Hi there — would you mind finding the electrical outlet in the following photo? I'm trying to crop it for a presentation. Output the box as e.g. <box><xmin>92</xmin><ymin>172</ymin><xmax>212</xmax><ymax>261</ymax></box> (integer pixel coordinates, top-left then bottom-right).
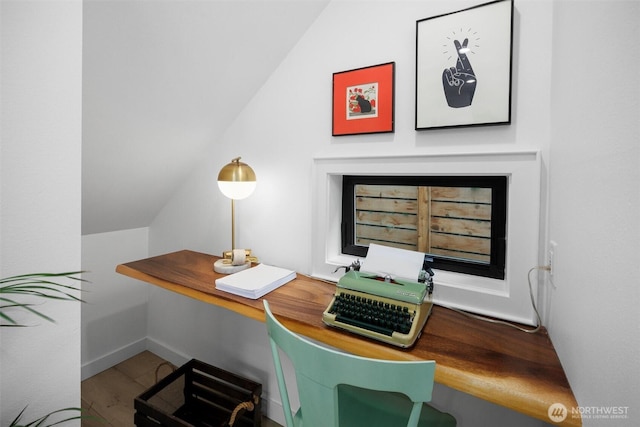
<box><xmin>549</xmin><ymin>241</ymin><xmax>558</xmax><ymax>287</ymax></box>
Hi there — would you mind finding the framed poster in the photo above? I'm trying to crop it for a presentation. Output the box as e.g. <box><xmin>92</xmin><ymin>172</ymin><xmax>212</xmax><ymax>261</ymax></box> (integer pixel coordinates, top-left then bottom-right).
<box><xmin>415</xmin><ymin>0</ymin><xmax>513</xmax><ymax>130</ymax></box>
<box><xmin>332</xmin><ymin>62</ymin><xmax>395</xmax><ymax>136</ymax></box>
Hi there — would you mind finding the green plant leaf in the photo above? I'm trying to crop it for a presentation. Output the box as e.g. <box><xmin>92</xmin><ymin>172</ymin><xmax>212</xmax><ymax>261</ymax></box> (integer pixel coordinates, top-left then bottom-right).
<box><xmin>1</xmin><ymin>296</ymin><xmax>57</xmax><ymax>324</ymax></box>
<box><xmin>0</xmin><ymin>272</ymin><xmax>85</xmax><ymax>327</ymax></box>
<box><xmin>9</xmin><ymin>406</ymin><xmax>97</xmax><ymax>427</ymax></box>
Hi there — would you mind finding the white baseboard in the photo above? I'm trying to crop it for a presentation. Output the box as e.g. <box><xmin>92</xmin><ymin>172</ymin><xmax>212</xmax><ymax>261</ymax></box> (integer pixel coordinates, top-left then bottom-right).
<box><xmin>81</xmin><ymin>338</ymin><xmax>147</xmax><ymax>380</ymax></box>
<box><xmin>263</xmin><ymin>397</ymin><xmax>286</xmax><ymax>426</ymax></box>
<box><xmin>81</xmin><ymin>337</ymin><xmax>191</xmax><ymax>381</ymax></box>
<box><xmin>144</xmin><ymin>336</ymin><xmax>191</xmax><ymax>367</ymax></box>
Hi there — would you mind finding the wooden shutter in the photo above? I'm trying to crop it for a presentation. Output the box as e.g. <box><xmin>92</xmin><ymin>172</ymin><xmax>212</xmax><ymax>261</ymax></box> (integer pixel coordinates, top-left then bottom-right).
<box><xmin>355</xmin><ymin>185</ymin><xmax>492</xmax><ymax>263</ymax></box>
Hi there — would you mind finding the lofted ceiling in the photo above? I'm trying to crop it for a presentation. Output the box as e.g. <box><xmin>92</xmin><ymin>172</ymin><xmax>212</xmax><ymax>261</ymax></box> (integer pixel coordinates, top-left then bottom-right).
<box><xmin>82</xmin><ymin>0</ymin><xmax>329</xmax><ymax>235</ymax></box>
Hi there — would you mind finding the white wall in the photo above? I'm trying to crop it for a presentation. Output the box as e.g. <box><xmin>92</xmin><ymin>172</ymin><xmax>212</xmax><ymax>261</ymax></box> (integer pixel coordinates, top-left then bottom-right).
<box><xmin>147</xmin><ymin>1</ymin><xmax>556</xmax><ymax>426</ymax></box>
<box><xmin>81</xmin><ymin>228</ymin><xmax>149</xmax><ymax>379</ymax></box>
<box><xmin>0</xmin><ymin>0</ymin><xmax>83</xmax><ymax>423</ymax></box>
<box><xmin>77</xmin><ymin>1</ymin><xmax>639</xmax><ymax>426</ymax></box>
<box><xmin>546</xmin><ymin>1</ymin><xmax>639</xmax><ymax>426</ymax></box>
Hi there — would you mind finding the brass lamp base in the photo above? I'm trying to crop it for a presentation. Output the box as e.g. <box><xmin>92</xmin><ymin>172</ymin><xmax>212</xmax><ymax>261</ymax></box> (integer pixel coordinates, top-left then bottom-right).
<box><xmin>213</xmin><ymin>248</ymin><xmax>258</xmax><ymax>274</ymax></box>
<box><xmin>213</xmin><ymin>258</ymin><xmax>251</xmax><ymax>274</ymax></box>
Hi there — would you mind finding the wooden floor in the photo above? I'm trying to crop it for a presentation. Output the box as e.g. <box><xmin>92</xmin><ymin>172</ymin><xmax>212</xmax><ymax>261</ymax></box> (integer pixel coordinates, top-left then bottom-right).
<box><xmin>81</xmin><ymin>351</ymin><xmax>281</xmax><ymax>426</ymax></box>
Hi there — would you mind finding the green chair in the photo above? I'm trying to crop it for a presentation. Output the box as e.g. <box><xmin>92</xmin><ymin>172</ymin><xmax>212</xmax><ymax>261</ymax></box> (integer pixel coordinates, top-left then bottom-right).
<box><xmin>263</xmin><ymin>300</ymin><xmax>456</xmax><ymax>427</ymax></box>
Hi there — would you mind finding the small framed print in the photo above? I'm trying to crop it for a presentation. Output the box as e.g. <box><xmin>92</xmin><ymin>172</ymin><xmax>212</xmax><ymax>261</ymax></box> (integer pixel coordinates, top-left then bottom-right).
<box><xmin>416</xmin><ymin>0</ymin><xmax>514</xmax><ymax>130</ymax></box>
<box><xmin>332</xmin><ymin>62</ymin><xmax>395</xmax><ymax>136</ymax></box>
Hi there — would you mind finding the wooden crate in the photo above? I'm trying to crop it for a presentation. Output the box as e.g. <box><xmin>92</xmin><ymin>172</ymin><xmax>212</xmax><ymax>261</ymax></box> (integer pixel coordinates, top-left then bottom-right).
<box><xmin>135</xmin><ymin>359</ymin><xmax>262</xmax><ymax>427</ymax></box>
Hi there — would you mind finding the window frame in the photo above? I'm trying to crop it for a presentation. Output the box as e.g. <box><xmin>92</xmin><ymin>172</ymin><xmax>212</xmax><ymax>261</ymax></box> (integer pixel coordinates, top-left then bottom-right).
<box><xmin>341</xmin><ymin>175</ymin><xmax>507</xmax><ymax>279</ymax></box>
<box><xmin>311</xmin><ymin>151</ymin><xmax>542</xmax><ymax>325</ymax></box>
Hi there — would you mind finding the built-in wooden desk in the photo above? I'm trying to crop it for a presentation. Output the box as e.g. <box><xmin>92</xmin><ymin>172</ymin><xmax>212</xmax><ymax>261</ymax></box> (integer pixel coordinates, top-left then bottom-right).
<box><xmin>117</xmin><ymin>250</ymin><xmax>580</xmax><ymax>427</ymax></box>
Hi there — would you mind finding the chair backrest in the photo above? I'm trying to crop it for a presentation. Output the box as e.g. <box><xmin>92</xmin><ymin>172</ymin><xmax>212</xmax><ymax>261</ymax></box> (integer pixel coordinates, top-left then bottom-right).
<box><xmin>263</xmin><ymin>300</ymin><xmax>437</xmax><ymax>427</ymax></box>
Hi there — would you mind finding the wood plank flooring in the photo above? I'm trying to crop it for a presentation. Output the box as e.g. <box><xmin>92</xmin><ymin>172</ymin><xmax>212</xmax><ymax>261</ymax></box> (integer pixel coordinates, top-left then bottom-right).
<box><xmin>81</xmin><ymin>351</ymin><xmax>281</xmax><ymax>427</ymax></box>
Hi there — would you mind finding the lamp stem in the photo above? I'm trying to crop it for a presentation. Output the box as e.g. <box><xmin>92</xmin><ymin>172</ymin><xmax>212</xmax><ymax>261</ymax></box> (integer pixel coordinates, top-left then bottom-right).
<box><xmin>231</xmin><ymin>198</ymin><xmax>236</xmax><ymax>251</ymax></box>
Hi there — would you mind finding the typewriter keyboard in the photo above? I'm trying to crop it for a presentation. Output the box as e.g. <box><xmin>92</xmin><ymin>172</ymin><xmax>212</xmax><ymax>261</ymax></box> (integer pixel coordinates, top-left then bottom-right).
<box><xmin>322</xmin><ymin>288</ymin><xmax>432</xmax><ymax>348</ymax></box>
<box><xmin>329</xmin><ymin>292</ymin><xmax>413</xmax><ymax>335</ymax></box>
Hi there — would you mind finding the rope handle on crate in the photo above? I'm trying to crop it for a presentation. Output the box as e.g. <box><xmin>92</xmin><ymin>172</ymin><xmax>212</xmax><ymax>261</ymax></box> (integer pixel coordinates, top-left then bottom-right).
<box><xmin>154</xmin><ymin>361</ymin><xmax>176</xmax><ymax>383</ymax></box>
<box><xmin>228</xmin><ymin>394</ymin><xmax>260</xmax><ymax>427</ymax></box>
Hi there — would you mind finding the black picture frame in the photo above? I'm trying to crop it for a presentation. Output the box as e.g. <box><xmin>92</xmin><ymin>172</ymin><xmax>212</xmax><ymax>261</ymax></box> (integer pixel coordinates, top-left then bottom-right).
<box><xmin>415</xmin><ymin>0</ymin><xmax>514</xmax><ymax>130</ymax></box>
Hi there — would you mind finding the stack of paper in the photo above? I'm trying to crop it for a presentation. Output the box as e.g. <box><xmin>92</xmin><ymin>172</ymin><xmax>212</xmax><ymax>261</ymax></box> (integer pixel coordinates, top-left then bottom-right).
<box><xmin>215</xmin><ymin>263</ymin><xmax>296</xmax><ymax>299</ymax></box>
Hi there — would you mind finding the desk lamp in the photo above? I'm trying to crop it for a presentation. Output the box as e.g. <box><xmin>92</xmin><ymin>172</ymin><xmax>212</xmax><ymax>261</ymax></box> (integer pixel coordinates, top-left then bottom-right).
<box><xmin>214</xmin><ymin>157</ymin><xmax>258</xmax><ymax>274</ymax></box>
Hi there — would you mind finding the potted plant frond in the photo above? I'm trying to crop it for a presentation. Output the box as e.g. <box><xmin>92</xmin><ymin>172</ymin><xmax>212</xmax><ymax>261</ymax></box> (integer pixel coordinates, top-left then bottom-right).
<box><xmin>1</xmin><ymin>272</ymin><xmax>95</xmax><ymax>426</ymax></box>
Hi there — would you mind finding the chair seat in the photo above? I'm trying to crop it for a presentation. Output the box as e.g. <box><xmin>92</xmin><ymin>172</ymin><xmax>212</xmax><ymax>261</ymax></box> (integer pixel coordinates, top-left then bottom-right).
<box><xmin>289</xmin><ymin>384</ymin><xmax>456</xmax><ymax>427</ymax></box>
<box><xmin>338</xmin><ymin>385</ymin><xmax>456</xmax><ymax>427</ymax></box>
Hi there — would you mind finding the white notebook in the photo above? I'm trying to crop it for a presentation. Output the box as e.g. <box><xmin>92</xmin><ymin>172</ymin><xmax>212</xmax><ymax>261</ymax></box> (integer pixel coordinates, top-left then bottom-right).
<box><xmin>215</xmin><ymin>263</ymin><xmax>296</xmax><ymax>299</ymax></box>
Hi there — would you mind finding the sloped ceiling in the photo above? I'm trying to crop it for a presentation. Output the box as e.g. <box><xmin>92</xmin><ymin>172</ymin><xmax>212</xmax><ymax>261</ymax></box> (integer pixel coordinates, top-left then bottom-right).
<box><xmin>82</xmin><ymin>0</ymin><xmax>328</xmax><ymax>235</ymax></box>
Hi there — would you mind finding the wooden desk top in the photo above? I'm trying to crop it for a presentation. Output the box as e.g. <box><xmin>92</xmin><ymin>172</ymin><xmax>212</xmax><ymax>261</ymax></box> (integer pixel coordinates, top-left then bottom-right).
<box><xmin>117</xmin><ymin>250</ymin><xmax>580</xmax><ymax>427</ymax></box>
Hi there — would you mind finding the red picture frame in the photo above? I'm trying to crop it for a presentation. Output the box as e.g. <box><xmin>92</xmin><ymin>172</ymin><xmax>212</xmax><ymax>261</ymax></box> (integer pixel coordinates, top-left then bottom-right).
<box><xmin>332</xmin><ymin>62</ymin><xmax>395</xmax><ymax>136</ymax></box>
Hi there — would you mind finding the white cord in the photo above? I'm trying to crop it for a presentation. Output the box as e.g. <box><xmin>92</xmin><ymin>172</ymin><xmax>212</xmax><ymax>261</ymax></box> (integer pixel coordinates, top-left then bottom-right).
<box><xmin>437</xmin><ymin>266</ymin><xmax>549</xmax><ymax>334</ymax></box>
